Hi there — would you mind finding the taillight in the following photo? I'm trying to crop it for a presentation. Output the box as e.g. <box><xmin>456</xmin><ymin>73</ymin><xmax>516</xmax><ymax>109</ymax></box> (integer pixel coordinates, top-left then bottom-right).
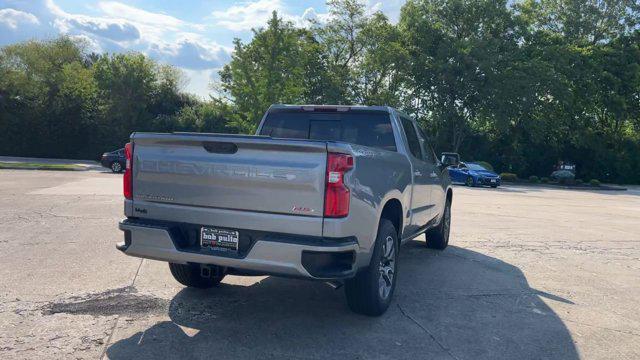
<box><xmin>123</xmin><ymin>142</ymin><xmax>133</xmax><ymax>199</ymax></box>
<box><xmin>324</xmin><ymin>153</ymin><xmax>354</xmax><ymax>218</ymax></box>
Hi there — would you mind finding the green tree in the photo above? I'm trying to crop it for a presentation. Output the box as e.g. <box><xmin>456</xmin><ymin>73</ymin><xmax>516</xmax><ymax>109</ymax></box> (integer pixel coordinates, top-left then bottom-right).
<box><xmin>354</xmin><ymin>12</ymin><xmax>407</xmax><ymax>106</ymax></box>
<box><xmin>399</xmin><ymin>0</ymin><xmax>522</xmax><ymax>152</ymax></box>
<box><xmin>219</xmin><ymin>12</ymin><xmax>314</xmax><ymax>132</ymax></box>
<box><xmin>0</xmin><ymin>37</ymin><xmax>202</xmax><ymax>159</ymax></box>
<box><xmin>0</xmin><ymin>37</ymin><xmax>92</xmax><ymax>157</ymax></box>
<box><xmin>517</xmin><ymin>0</ymin><xmax>640</xmax><ymax>44</ymax></box>
<box><xmin>92</xmin><ymin>53</ymin><xmax>157</xmax><ymax>145</ymax></box>
<box><xmin>312</xmin><ymin>0</ymin><xmax>368</xmax><ymax>103</ymax></box>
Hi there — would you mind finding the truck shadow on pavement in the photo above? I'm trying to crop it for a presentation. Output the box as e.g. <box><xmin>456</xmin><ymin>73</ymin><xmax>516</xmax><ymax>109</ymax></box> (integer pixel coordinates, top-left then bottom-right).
<box><xmin>107</xmin><ymin>242</ymin><xmax>579</xmax><ymax>360</ymax></box>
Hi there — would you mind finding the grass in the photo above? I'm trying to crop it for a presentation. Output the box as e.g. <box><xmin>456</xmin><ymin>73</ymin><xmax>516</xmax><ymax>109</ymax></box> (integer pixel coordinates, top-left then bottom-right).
<box><xmin>0</xmin><ymin>162</ymin><xmax>83</xmax><ymax>171</ymax></box>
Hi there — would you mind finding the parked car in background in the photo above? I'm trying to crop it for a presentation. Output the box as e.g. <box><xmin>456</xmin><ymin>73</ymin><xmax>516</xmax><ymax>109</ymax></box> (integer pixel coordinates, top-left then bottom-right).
<box><xmin>550</xmin><ymin>161</ymin><xmax>576</xmax><ymax>182</ymax></box>
<box><xmin>448</xmin><ymin>162</ymin><xmax>501</xmax><ymax>187</ymax></box>
<box><xmin>100</xmin><ymin>148</ymin><xmax>126</xmax><ymax>173</ymax></box>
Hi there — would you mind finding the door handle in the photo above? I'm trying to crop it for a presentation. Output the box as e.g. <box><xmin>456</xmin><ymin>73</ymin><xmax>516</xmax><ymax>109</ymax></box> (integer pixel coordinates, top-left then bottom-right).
<box><xmin>429</xmin><ymin>171</ymin><xmax>438</xmax><ymax>178</ymax></box>
<box><xmin>414</xmin><ymin>170</ymin><xmax>422</xmax><ymax>176</ymax></box>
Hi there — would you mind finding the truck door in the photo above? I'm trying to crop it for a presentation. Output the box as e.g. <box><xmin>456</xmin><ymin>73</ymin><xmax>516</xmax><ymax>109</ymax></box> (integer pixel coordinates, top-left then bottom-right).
<box><xmin>399</xmin><ymin>116</ymin><xmax>434</xmax><ymax>229</ymax></box>
<box><xmin>416</xmin><ymin>126</ymin><xmax>445</xmax><ymax>221</ymax></box>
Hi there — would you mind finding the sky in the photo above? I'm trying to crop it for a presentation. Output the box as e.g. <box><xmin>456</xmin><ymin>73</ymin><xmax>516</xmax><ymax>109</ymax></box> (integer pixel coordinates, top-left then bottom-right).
<box><xmin>0</xmin><ymin>0</ymin><xmax>405</xmax><ymax>98</ymax></box>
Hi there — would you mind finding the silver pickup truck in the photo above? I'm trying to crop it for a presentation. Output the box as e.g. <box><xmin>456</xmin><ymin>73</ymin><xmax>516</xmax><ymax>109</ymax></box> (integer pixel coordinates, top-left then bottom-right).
<box><xmin>118</xmin><ymin>105</ymin><xmax>453</xmax><ymax>316</ymax></box>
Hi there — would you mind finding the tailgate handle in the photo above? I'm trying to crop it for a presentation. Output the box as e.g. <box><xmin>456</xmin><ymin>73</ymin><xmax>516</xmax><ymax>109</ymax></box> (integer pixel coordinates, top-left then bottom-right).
<box><xmin>203</xmin><ymin>141</ymin><xmax>238</xmax><ymax>154</ymax></box>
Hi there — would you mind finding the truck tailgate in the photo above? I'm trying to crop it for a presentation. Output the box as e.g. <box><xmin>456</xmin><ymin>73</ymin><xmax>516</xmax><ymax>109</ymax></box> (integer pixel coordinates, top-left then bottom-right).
<box><xmin>132</xmin><ymin>133</ymin><xmax>327</xmax><ymax>217</ymax></box>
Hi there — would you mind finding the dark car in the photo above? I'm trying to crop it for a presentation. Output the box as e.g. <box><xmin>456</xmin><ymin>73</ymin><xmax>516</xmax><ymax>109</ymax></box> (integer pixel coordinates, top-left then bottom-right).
<box><xmin>100</xmin><ymin>148</ymin><xmax>126</xmax><ymax>173</ymax></box>
<box><xmin>448</xmin><ymin>162</ymin><xmax>501</xmax><ymax>187</ymax></box>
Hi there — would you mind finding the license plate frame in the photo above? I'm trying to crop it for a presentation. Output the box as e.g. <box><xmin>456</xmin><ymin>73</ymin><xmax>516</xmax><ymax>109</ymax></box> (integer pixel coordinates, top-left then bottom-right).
<box><xmin>200</xmin><ymin>227</ymin><xmax>239</xmax><ymax>252</ymax></box>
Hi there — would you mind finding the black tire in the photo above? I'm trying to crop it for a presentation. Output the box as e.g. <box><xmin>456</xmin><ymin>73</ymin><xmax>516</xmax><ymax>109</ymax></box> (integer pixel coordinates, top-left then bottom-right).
<box><xmin>491</xmin><ymin>185</ymin><xmax>498</xmax><ymax>188</ymax></box>
<box><xmin>110</xmin><ymin>161</ymin><xmax>123</xmax><ymax>173</ymax></box>
<box><xmin>465</xmin><ymin>176</ymin><xmax>474</xmax><ymax>187</ymax></box>
<box><xmin>169</xmin><ymin>263</ymin><xmax>225</xmax><ymax>289</ymax></box>
<box><xmin>426</xmin><ymin>199</ymin><xmax>451</xmax><ymax>250</ymax></box>
<box><xmin>345</xmin><ymin>219</ymin><xmax>398</xmax><ymax>316</ymax></box>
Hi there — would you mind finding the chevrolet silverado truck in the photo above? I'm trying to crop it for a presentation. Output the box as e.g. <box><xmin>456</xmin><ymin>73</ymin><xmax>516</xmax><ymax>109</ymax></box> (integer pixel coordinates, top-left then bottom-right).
<box><xmin>117</xmin><ymin>105</ymin><xmax>453</xmax><ymax>316</ymax></box>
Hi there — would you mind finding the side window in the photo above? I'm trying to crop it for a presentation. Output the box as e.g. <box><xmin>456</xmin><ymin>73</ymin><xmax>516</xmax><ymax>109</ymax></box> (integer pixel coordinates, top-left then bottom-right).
<box><xmin>416</xmin><ymin>127</ymin><xmax>435</xmax><ymax>164</ymax></box>
<box><xmin>400</xmin><ymin>116</ymin><xmax>421</xmax><ymax>159</ymax></box>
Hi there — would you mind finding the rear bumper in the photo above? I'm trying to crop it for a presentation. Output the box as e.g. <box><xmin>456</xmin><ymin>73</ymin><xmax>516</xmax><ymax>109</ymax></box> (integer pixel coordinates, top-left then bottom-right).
<box><xmin>118</xmin><ymin>219</ymin><xmax>359</xmax><ymax>280</ymax></box>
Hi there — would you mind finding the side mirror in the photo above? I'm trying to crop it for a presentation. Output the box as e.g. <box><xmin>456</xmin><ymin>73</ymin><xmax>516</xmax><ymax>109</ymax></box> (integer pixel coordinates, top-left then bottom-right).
<box><xmin>441</xmin><ymin>153</ymin><xmax>459</xmax><ymax>167</ymax></box>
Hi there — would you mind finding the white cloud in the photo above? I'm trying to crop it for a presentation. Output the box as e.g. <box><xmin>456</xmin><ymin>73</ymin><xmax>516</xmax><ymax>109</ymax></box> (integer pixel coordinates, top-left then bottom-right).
<box><xmin>149</xmin><ymin>35</ymin><xmax>231</xmax><ymax>70</ymax></box>
<box><xmin>68</xmin><ymin>33</ymin><xmax>104</xmax><ymax>53</ymax></box>
<box><xmin>0</xmin><ymin>8</ymin><xmax>39</xmax><ymax>29</ymax></box>
<box><xmin>294</xmin><ymin>0</ymin><xmax>402</xmax><ymax>29</ymax></box>
<box><xmin>211</xmin><ymin>0</ymin><xmax>287</xmax><ymax>31</ymax></box>
<box><xmin>97</xmin><ymin>1</ymin><xmax>186</xmax><ymax>29</ymax></box>
<box><xmin>367</xmin><ymin>0</ymin><xmax>404</xmax><ymax>23</ymax></box>
<box><xmin>299</xmin><ymin>7</ymin><xmax>331</xmax><ymax>25</ymax></box>
<box><xmin>55</xmin><ymin>16</ymin><xmax>140</xmax><ymax>42</ymax></box>
<box><xmin>182</xmin><ymin>68</ymin><xmax>221</xmax><ymax>99</ymax></box>
<box><xmin>40</xmin><ymin>0</ymin><xmax>141</xmax><ymax>43</ymax></box>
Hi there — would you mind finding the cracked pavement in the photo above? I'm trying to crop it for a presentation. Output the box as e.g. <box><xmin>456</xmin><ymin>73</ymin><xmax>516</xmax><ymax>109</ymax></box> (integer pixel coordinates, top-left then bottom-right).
<box><xmin>0</xmin><ymin>169</ymin><xmax>639</xmax><ymax>359</ymax></box>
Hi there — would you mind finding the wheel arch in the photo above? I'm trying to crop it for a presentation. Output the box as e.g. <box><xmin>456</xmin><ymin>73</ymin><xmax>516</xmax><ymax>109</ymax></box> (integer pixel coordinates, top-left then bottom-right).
<box><xmin>379</xmin><ymin>198</ymin><xmax>403</xmax><ymax>240</ymax></box>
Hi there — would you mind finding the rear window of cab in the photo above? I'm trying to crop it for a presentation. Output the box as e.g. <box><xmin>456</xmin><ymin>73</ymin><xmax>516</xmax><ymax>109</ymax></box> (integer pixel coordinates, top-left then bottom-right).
<box><xmin>259</xmin><ymin>110</ymin><xmax>397</xmax><ymax>152</ymax></box>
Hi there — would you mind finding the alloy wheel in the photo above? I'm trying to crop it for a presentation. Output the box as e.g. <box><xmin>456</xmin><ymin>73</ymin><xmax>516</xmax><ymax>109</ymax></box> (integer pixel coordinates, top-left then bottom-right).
<box><xmin>465</xmin><ymin>176</ymin><xmax>473</xmax><ymax>187</ymax></box>
<box><xmin>442</xmin><ymin>203</ymin><xmax>451</xmax><ymax>245</ymax></box>
<box><xmin>378</xmin><ymin>235</ymin><xmax>396</xmax><ymax>300</ymax></box>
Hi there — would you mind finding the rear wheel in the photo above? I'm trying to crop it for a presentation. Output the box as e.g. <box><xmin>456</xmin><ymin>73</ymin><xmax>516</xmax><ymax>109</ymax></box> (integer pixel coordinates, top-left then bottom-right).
<box><xmin>110</xmin><ymin>161</ymin><xmax>122</xmax><ymax>173</ymax></box>
<box><xmin>169</xmin><ymin>263</ymin><xmax>226</xmax><ymax>288</ymax></box>
<box><xmin>345</xmin><ymin>219</ymin><xmax>398</xmax><ymax>316</ymax></box>
<box><xmin>426</xmin><ymin>199</ymin><xmax>451</xmax><ymax>250</ymax></box>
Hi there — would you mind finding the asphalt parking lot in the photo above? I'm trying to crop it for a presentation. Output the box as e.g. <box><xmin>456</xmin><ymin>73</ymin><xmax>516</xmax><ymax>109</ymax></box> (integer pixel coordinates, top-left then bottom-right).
<box><xmin>0</xmin><ymin>169</ymin><xmax>639</xmax><ymax>359</ymax></box>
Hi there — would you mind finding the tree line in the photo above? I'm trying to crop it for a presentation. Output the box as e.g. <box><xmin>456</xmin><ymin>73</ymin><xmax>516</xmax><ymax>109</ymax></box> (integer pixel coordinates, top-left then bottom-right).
<box><xmin>1</xmin><ymin>0</ymin><xmax>639</xmax><ymax>183</ymax></box>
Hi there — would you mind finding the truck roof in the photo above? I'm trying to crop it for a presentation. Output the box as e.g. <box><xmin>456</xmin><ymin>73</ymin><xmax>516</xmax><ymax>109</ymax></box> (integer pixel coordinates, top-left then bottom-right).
<box><xmin>268</xmin><ymin>104</ymin><xmax>393</xmax><ymax>113</ymax></box>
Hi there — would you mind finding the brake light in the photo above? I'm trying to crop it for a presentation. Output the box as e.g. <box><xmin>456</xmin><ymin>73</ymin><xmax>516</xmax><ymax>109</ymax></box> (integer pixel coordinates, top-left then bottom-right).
<box><xmin>324</xmin><ymin>153</ymin><xmax>353</xmax><ymax>218</ymax></box>
<box><xmin>123</xmin><ymin>142</ymin><xmax>133</xmax><ymax>199</ymax></box>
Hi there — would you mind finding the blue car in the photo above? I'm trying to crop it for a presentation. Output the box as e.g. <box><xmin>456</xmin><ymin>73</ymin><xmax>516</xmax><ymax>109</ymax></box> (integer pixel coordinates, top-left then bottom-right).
<box><xmin>448</xmin><ymin>162</ymin><xmax>501</xmax><ymax>187</ymax></box>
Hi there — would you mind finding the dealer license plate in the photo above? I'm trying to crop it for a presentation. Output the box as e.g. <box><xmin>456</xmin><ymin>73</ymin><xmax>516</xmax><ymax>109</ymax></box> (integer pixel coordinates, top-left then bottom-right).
<box><xmin>200</xmin><ymin>227</ymin><xmax>239</xmax><ymax>252</ymax></box>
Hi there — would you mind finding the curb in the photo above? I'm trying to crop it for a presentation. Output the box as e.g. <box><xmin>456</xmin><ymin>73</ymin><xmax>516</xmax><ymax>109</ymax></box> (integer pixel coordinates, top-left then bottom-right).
<box><xmin>501</xmin><ymin>182</ymin><xmax>627</xmax><ymax>191</ymax></box>
<box><xmin>0</xmin><ymin>166</ymin><xmax>87</xmax><ymax>172</ymax></box>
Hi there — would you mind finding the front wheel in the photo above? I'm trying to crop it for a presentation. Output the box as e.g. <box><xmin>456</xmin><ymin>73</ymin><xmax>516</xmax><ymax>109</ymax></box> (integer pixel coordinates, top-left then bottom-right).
<box><xmin>465</xmin><ymin>176</ymin><xmax>474</xmax><ymax>187</ymax></box>
<box><xmin>426</xmin><ymin>199</ymin><xmax>451</xmax><ymax>250</ymax></box>
<box><xmin>345</xmin><ymin>219</ymin><xmax>398</xmax><ymax>316</ymax></box>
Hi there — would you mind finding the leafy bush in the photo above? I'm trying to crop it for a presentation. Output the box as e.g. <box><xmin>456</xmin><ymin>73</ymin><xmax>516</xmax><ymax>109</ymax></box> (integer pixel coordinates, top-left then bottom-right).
<box><xmin>476</xmin><ymin>161</ymin><xmax>494</xmax><ymax>172</ymax></box>
<box><xmin>575</xmin><ymin>179</ymin><xmax>583</xmax><ymax>185</ymax></box>
<box><xmin>500</xmin><ymin>173</ymin><xmax>517</xmax><ymax>182</ymax></box>
<box><xmin>589</xmin><ymin>179</ymin><xmax>601</xmax><ymax>187</ymax></box>
<box><xmin>541</xmin><ymin>177</ymin><xmax>549</xmax><ymax>183</ymax></box>
<box><xmin>529</xmin><ymin>175</ymin><xmax>540</xmax><ymax>183</ymax></box>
